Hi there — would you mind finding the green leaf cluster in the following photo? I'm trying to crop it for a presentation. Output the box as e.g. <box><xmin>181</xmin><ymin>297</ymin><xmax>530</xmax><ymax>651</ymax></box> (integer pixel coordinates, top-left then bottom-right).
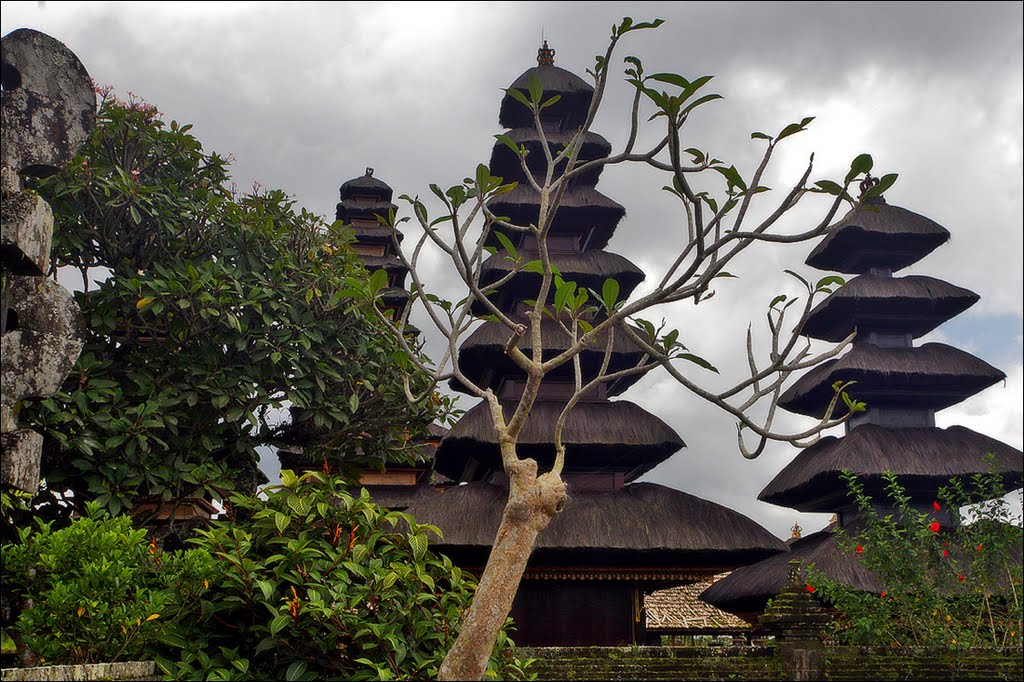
<box><xmin>808</xmin><ymin>462</ymin><xmax>1023</xmax><ymax>648</ymax></box>
<box><xmin>153</xmin><ymin>471</ymin><xmax>533</xmax><ymax>680</ymax></box>
<box><xmin>23</xmin><ymin>97</ymin><xmax>439</xmax><ymax>521</ymax></box>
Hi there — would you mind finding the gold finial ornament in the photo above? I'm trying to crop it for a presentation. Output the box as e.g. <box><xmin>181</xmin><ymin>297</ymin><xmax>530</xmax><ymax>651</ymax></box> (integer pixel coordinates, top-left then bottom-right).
<box><xmin>859</xmin><ymin>172</ymin><xmax>880</xmax><ymax>197</ymax></box>
<box><xmin>365</xmin><ymin>167</ymin><xmax>374</xmax><ymax>177</ymax></box>
<box><xmin>790</xmin><ymin>522</ymin><xmax>802</xmax><ymax>539</ymax></box>
<box><xmin>537</xmin><ymin>40</ymin><xmax>555</xmax><ymax>66</ymax></box>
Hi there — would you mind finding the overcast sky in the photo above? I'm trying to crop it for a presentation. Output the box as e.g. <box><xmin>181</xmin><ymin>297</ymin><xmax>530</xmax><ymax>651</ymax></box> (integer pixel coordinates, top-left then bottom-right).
<box><xmin>3</xmin><ymin>1</ymin><xmax>1021</xmax><ymax>539</ymax></box>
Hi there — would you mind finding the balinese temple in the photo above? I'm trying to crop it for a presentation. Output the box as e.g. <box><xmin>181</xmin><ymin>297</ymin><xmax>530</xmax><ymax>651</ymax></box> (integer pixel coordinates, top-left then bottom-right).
<box><xmin>334</xmin><ymin>167</ymin><xmax>412</xmax><ymax>324</ymax></box>
<box><xmin>403</xmin><ymin>43</ymin><xmax>787</xmax><ymax>646</ymax></box>
<box><xmin>701</xmin><ymin>187</ymin><xmax>1024</xmax><ymax>622</ymax></box>
<box><xmin>278</xmin><ymin>169</ymin><xmax>442</xmax><ymax>508</ymax></box>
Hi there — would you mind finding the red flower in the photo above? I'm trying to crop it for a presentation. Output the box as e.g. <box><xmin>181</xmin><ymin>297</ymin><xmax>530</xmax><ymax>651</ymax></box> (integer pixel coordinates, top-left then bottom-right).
<box><xmin>929</xmin><ymin>521</ymin><xmax>941</xmax><ymax>533</ymax></box>
<box><xmin>933</xmin><ymin>501</ymin><xmax>941</xmax><ymax>512</ymax></box>
<box><xmin>880</xmin><ymin>591</ymin><xmax>887</xmax><ymax>598</ymax></box>
<box><xmin>805</xmin><ymin>584</ymin><xmax>816</xmax><ymax>593</ymax></box>
<box><xmin>958</xmin><ymin>574</ymin><xmax>966</xmax><ymax>582</ymax></box>
<box><xmin>942</xmin><ymin>548</ymin><xmax>950</xmax><ymax>557</ymax></box>
<box><xmin>976</xmin><ymin>544</ymin><xmax>983</xmax><ymax>552</ymax></box>
<box><xmin>856</xmin><ymin>545</ymin><xmax>864</xmax><ymax>554</ymax></box>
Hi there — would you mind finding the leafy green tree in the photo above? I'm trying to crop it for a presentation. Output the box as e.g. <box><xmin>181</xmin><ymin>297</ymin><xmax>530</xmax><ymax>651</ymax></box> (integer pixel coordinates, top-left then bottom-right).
<box><xmin>23</xmin><ymin>93</ymin><xmax>439</xmax><ymax>522</ymax></box>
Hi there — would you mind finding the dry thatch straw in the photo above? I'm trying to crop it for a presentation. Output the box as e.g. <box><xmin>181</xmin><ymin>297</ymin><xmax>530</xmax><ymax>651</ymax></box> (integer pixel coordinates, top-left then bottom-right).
<box><xmin>779</xmin><ymin>342</ymin><xmax>1005</xmax><ymax>417</ymax></box>
<box><xmin>758</xmin><ymin>424</ymin><xmax>1024</xmax><ymax>512</ymax></box>
<box><xmin>645</xmin><ymin>574</ymin><xmax>751</xmax><ymax>632</ymax></box>
<box><xmin>499</xmin><ymin>64</ymin><xmax>594</xmax><ymax>129</ymax></box>
<box><xmin>433</xmin><ymin>399</ymin><xmax>683</xmax><ymax>481</ymax></box>
<box><xmin>404</xmin><ymin>481</ymin><xmax>787</xmax><ymax>562</ymax></box>
<box><xmin>806</xmin><ymin>198</ymin><xmax>950</xmax><ymax>274</ymax></box>
<box><xmin>802</xmin><ymin>274</ymin><xmax>979</xmax><ymax>341</ymax></box>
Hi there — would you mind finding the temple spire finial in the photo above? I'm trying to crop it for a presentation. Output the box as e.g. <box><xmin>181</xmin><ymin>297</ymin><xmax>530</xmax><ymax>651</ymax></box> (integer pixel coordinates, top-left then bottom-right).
<box><xmin>537</xmin><ymin>39</ymin><xmax>555</xmax><ymax>66</ymax></box>
<box><xmin>365</xmin><ymin>167</ymin><xmax>374</xmax><ymax>177</ymax></box>
<box><xmin>790</xmin><ymin>522</ymin><xmax>802</xmax><ymax>539</ymax></box>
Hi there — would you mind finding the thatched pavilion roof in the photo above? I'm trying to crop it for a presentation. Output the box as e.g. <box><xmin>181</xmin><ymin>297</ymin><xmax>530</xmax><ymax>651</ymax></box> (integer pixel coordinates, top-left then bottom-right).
<box><xmin>758</xmin><ymin>424</ymin><xmax>1024</xmax><ymax>512</ymax></box>
<box><xmin>778</xmin><ymin>342</ymin><xmax>1005</xmax><ymax>417</ymax></box>
<box><xmin>806</xmin><ymin>198</ymin><xmax>950</xmax><ymax>274</ymax></box>
<box><xmin>450</xmin><ymin>318</ymin><xmax>652</xmax><ymax>395</ymax></box>
<box><xmin>403</xmin><ymin>481</ymin><xmax>786</xmax><ymax>568</ymax></box>
<box><xmin>499</xmin><ymin>64</ymin><xmax>594</xmax><ymax>129</ymax></box>
<box><xmin>489</xmin><ymin>129</ymin><xmax>612</xmax><ymax>186</ymax></box>
<box><xmin>341</xmin><ymin>222</ymin><xmax>403</xmax><ymax>244</ymax></box>
<box><xmin>335</xmin><ymin>200</ymin><xmax>398</xmax><ymax>222</ymax></box>
<box><xmin>802</xmin><ymin>274</ymin><xmax>979</xmax><ymax>342</ymax></box>
<box><xmin>339</xmin><ymin>170</ymin><xmax>394</xmax><ymax>201</ymax></box>
<box><xmin>487</xmin><ymin>184</ymin><xmax>625</xmax><ymax>250</ymax></box>
<box><xmin>645</xmin><ymin>574</ymin><xmax>751</xmax><ymax>633</ymax></box>
<box><xmin>699</xmin><ymin>526</ymin><xmax>880</xmax><ymax>622</ymax></box>
<box><xmin>470</xmin><ymin>248</ymin><xmax>645</xmax><ymax>315</ymax></box>
<box><xmin>433</xmin><ymin>399</ymin><xmax>683</xmax><ymax>481</ymax></box>
<box><xmin>360</xmin><ymin>253</ymin><xmax>407</xmax><ymax>275</ymax></box>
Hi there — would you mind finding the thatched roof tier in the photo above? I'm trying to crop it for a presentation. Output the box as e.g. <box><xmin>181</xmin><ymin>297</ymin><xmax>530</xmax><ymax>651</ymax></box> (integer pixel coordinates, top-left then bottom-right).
<box><xmin>805</xmin><ymin>198</ymin><xmax>950</xmax><ymax>274</ymax></box>
<box><xmin>335</xmin><ymin>200</ymin><xmax>398</xmax><ymax>222</ymax></box>
<box><xmin>487</xmin><ymin>184</ymin><xmax>625</xmax><ymax>250</ymax></box>
<box><xmin>470</xmin><ymin>249</ymin><xmax>645</xmax><ymax>315</ymax></box>
<box><xmin>342</xmin><ymin>222</ymin><xmax>404</xmax><ymax>244</ymax></box>
<box><xmin>758</xmin><ymin>424</ymin><xmax>1024</xmax><ymax>512</ymax></box>
<box><xmin>403</xmin><ymin>482</ymin><xmax>786</xmax><ymax>567</ymax></box>
<box><xmin>802</xmin><ymin>274</ymin><xmax>979</xmax><ymax>341</ymax></box>
<box><xmin>489</xmin><ymin>129</ymin><xmax>612</xmax><ymax>187</ymax></box>
<box><xmin>699</xmin><ymin>526</ymin><xmax>879</xmax><ymax>622</ymax></box>
<box><xmin>449</xmin><ymin>318</ymin><xmax>653</xmax><ymax>395</ymax></box>
<box><xmin>379</xmin><ymin>286</ymin><xmax>410</xmax><ymax>307</ymax></box>
<box><xmin>360</xmin><ymin>254</ymin><xmax>407</xmax><ymax>275</ymax></box>
<box><xmin>645</xmin><ymin>574</ymin><xmax>751</xmax><ymax>633</ymax></box>
<box><xmin>433</xmin><ymin>400</ymin><xmax>683</xmax><ymax>481</ymax></box>
<box><xmin>499</xmin><ymin>65</ymin><xmax>594</xmax><ymax>129</ymax></box>
<box><xmin>339</xmin><ymin>172</ymin><xmax>394</xmax><ymax>201</ymax></box>
<box><xmin>778</xmin><ymin>343</ymin><xmax>1005</xmax><ymax>417</ymax></box>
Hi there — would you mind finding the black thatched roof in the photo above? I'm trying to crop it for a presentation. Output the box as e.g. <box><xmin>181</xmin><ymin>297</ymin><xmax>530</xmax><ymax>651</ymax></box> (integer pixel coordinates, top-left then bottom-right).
<box><xmin>360</xmin><ymin>253</ymin><xmax>407</xmax><ymax>275</ymax></box>
<box><xmin>379</xmin><ymin>286</ymin><xmax>410</xmax><ymax>307</ymax></box>
<box><xmin>470</xmin><ymin>249</ymin><xmax>645</xmax><ymax>315</ymax></box>
<box><xmin>699</xmin><ymin>526</ymin><xmax>880</xmax><ymax>620</ymax></box>
<box><xmin>805</xmin><ymin>198</ymin><xmax>951</xmax><ymax>274</ymax></box>
<box><xmin>450</xmin><ymin>318</ymin><xmax>653</xmax><ymax>395</ymax></box>
<box><xmin>487</xmin><ymin>184</ymin><xmax>625</xmax><ymax>250</ymax></box>
<box><xmin>758</xmin><ymin>424</ymin><xmax>1024</xmax><ymax>512</ymax></box>
<box><xmin>339</xmin><ymin>170</ymin><xmax>394</xmax><ymax>202</ymax></box>
<box><xmin>342</xmin><ymin>222</ymin><xmax>404</xmax><ymax>244</ymax></box>
<box><xmin>499</xmin><ymin>65</ymin><xmax>594</xmax><ymax>129</ymax></box>
<box><xmin>336</xmin><ymin>200</ymin><xmax>398</xmax><ymax>223</ymax></box>
<box><xmin>779</xmin><ymin>343</ymin><xmax>1005</xmax><ymax>417</ymax></box>
<box><xmin>489</xmin><ymin>129</ymin><xmax>612</xmax><ymax>186</ymax></box>
<box><xmin>802</xmin><ymin>274</ymin><xmax>979</xmax><ymax>341</ymax></box>
<box><xmin>404</xmin><ymin>481</ymin><xmax>786</xmax><ymax>567</ymax></box>
<box><xmin>433</xmin><ymin>399</ymin><xmax>684</xmax><ymax>481</ymax></box>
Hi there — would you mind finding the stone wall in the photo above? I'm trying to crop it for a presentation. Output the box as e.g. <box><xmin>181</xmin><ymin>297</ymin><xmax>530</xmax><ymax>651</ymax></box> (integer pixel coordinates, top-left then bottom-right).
<box><xmin>520</xmin><ymin>645</ymin><xmax>1024</xmax><ymax>681</ymax></box>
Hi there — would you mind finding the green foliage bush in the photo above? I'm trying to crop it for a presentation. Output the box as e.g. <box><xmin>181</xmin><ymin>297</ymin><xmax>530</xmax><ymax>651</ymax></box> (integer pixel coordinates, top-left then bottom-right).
<box><xmin>154</xmin><ymin>470</ymin><xmax>531</xmax><ymax>680</ymax></box>
<box><xmin>23</xmin><ymin>91</ymin><xmax>441</xmax><ymax>521</ymax></box>
<box><xmin>1</xmin><ymin>475</ymin><xmax>532</xmax><ymax>678</ymax></box>
<box><xmin>808</xmin><ymin>462</ymin><xmax>1023</xmax><ymax>648</ymax></box>
<box><xmin>0</xmin><ymin>503</ymin><xmax>210</xmax><ymax>665</ymax></box>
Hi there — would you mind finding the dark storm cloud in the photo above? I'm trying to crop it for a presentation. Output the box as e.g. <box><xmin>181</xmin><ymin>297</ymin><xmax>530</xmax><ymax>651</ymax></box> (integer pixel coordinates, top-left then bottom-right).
<box><xmin>3</xmin><ymin>1</ymin><xmax>1020</xmax><ymax>537</ymax></box>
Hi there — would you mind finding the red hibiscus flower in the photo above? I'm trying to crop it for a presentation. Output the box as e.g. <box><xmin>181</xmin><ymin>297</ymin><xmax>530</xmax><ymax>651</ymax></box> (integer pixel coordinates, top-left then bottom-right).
<box><xmin>880</xmin><ymin>591</ymin><xmax>887</xmax><ymax>598</ymax></box>
<box><xmin>856</xmin><ymin>545</ymin><xmax>864</xmax><ymax>554</ymax></box>
<box><xmin>929</xmin><ymin>521</ymin><xmax>941</xmax><ymax>533</ymax></box>
<box><xmin>805</xmin><ymin>584</ymin><xmax>816</xmax><ymax>593</ymax></box>
<box><xmin>933</xmin><ymin>501</ymin><xmax>941</xmax><ymax>512</ymax></box>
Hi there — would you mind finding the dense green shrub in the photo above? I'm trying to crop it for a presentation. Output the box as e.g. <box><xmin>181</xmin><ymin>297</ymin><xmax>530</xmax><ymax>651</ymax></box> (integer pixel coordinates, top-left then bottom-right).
<box><xmin>154</xmin><ymin>470</ymin><xmax>532</xmax><ymax>680</ymax></box>
<box><xmin>0</xmin><ymin>503</ymin><xmax>211</xmax><ymax>665</ymax></box>
<box><xmin>809</xmin><ymin>462</ymin><xmax>1023</xmax><ymax>648</ymax></box>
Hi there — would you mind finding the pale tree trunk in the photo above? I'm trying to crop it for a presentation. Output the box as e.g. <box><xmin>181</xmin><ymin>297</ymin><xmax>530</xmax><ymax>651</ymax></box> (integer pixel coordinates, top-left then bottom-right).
<box><xmin>438</xmin><ymin>458</ymin><xmax>567</xmax><ymax>681</ymax></box>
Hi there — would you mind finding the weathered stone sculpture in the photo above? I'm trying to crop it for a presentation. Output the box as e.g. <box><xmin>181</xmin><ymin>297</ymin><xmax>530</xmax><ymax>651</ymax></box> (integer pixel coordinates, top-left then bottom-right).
<box><xmin>1</xmin><ymin>28</ymin><xmax>94</xmax><ymax>492</ymax></box>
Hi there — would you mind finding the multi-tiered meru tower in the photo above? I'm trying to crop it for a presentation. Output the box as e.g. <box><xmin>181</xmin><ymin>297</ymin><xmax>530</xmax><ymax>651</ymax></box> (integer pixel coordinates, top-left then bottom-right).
<box><xmin>403</xmin><ymin>43</ymin><xmax>786</xmax><ymax>646</ymax></box>
<box><xmin>701</xmin><ymin>188</ymin><xmax>1023</xmax><ymax>622</ymax></box>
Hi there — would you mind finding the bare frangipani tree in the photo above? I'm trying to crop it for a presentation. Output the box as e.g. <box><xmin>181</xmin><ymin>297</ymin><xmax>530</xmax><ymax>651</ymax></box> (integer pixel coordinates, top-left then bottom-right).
<box><xmin>365</xmin><ymin>18</ymin><xmax>887</xmax><ymax>681</ymax></box>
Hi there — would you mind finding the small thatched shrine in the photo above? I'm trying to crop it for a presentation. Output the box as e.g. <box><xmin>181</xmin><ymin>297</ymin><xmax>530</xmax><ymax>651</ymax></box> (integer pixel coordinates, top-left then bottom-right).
<box><xmin>402</xmin><ymin>43</ymin><xmax>786</xmax><ymax>647</ymax></box>
<box><xmin>701</xmin><ymin>187</ymin><xmax>1024</xmax><ymax>622</ymax></box>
